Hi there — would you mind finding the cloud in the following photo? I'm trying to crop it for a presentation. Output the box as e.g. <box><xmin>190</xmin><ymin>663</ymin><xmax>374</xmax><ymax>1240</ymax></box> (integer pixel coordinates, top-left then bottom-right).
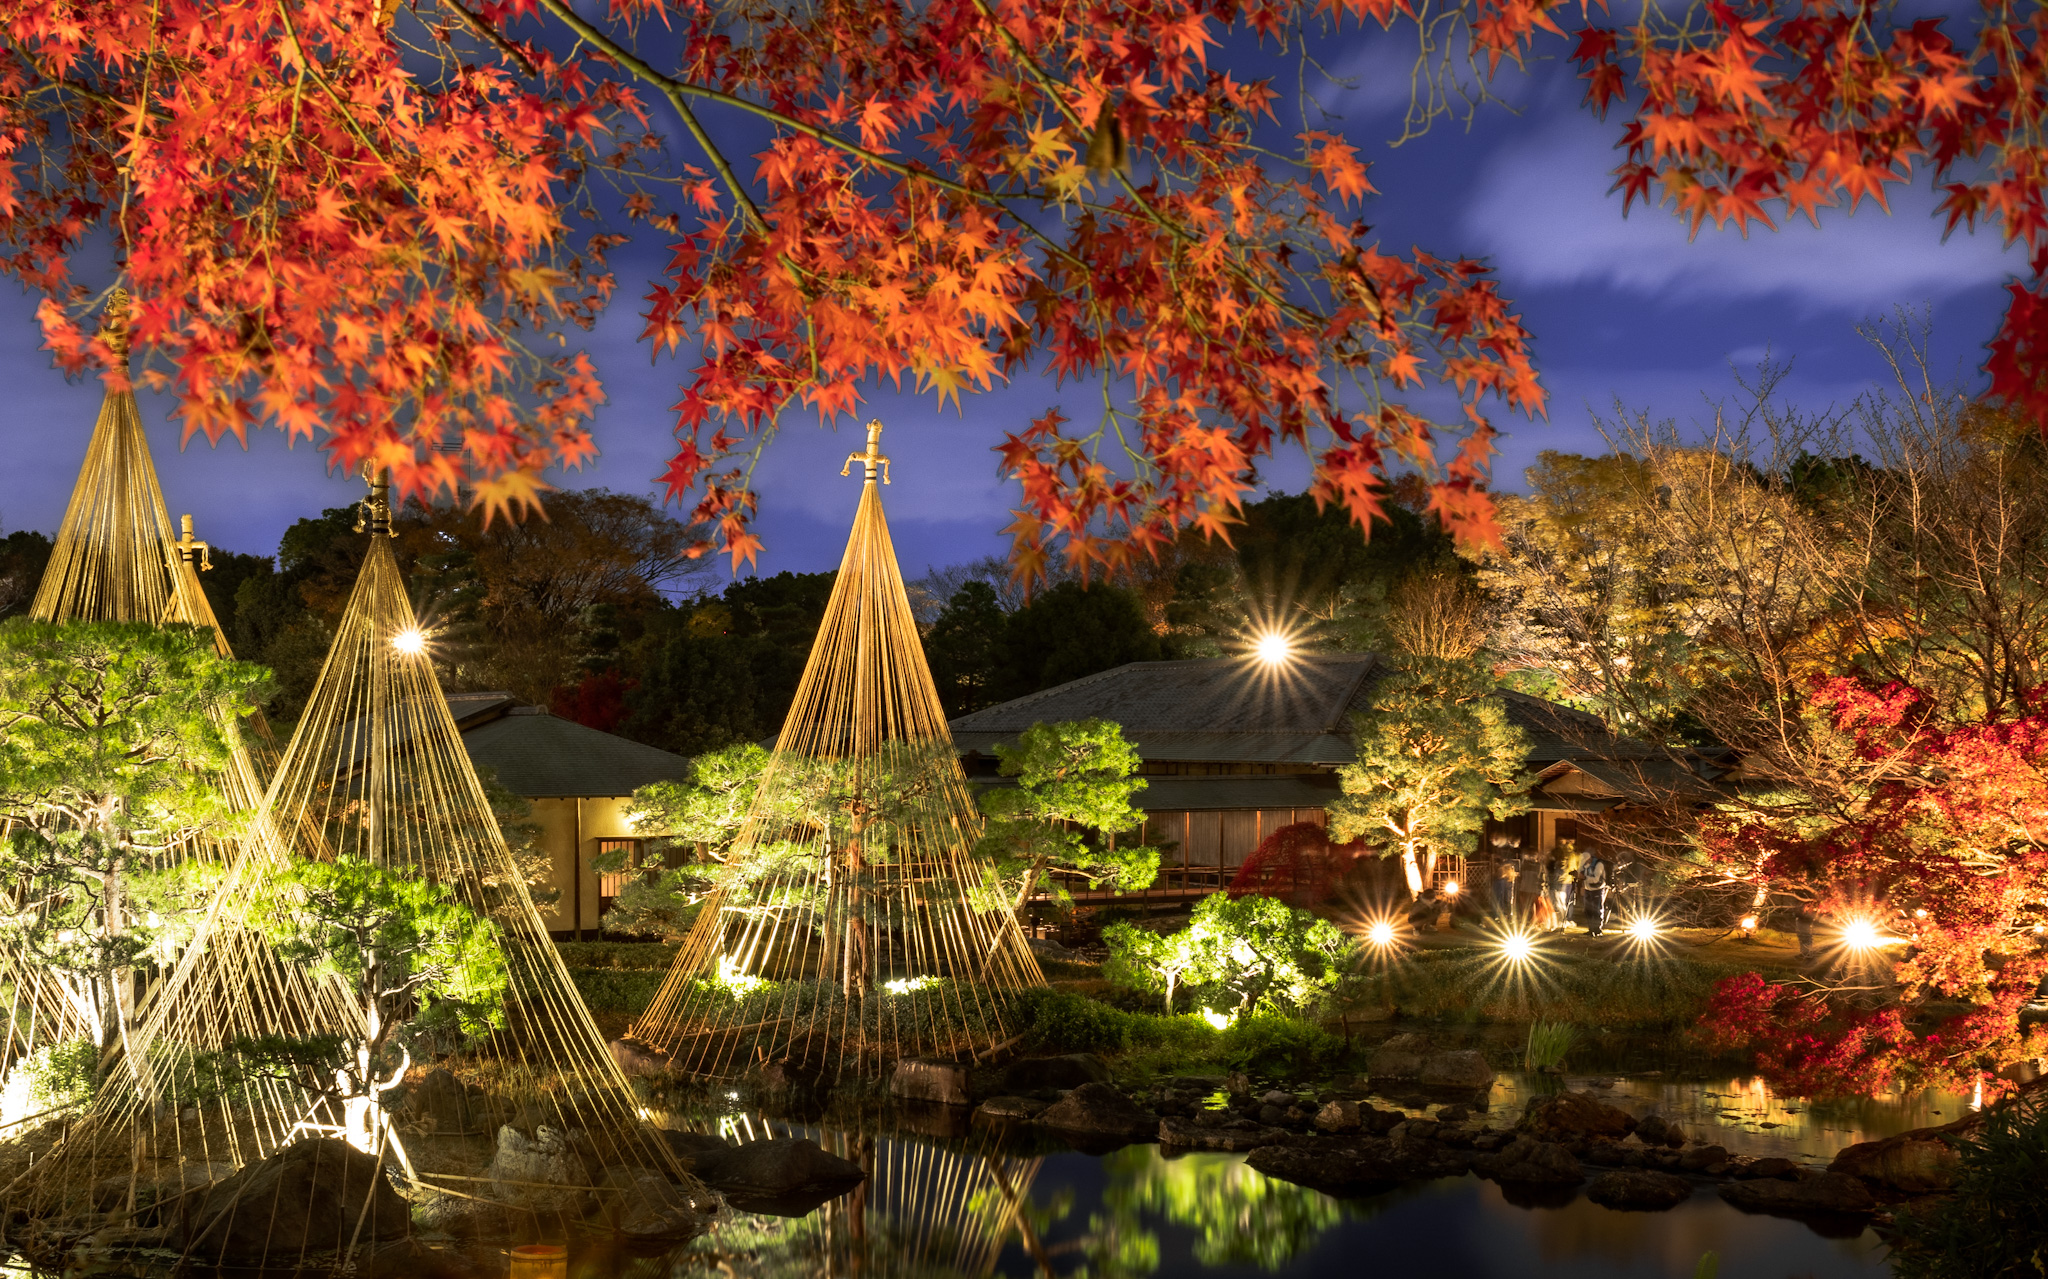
<box><xmin>1464</xmin><ymin>115</ymin><xmax>2019</xmax><ymax>310</ymax></box>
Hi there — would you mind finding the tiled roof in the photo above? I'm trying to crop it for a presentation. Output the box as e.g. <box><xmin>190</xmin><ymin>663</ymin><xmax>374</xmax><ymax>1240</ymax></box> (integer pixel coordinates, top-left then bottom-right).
<box><xmin>456</xmin><ymin>703</ymin><xmax>689</xmax><ymax>799</ymax></box>
<box><xmin>950</xmin><ymin>654</ymin><xmax>1384</xmax><ymax>764</ymax></box>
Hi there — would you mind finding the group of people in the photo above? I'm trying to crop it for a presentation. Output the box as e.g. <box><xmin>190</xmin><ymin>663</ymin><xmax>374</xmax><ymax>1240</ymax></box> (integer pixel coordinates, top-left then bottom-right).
<box><xmin>1488</xmin><ymin>837</ymin><xmax>1616</xmax><ymax>936</ymax></box>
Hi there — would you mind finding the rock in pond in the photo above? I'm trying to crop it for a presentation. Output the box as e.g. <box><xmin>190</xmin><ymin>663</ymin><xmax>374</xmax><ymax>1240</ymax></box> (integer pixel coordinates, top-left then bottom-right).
<box><xmin>1829</xmin><ymin>1128</ymin><xmax>1960</xmax><ymax>1195</ymax></box>
<box><xmin>1003</xmin><ymin>1054</ymin><xmax>1111</xmax><ymax>1092</ymax></box>
<box><xmin>1631</xmin><ymin>1113</ymin><xmax>1685</xmax><ymax>1147</ymax></box>
<box><xmin>1419</xmin><ymin>1050</ymin><xmax>1496</xmax><ymax>1091</ymax></box>
<box><xmin>694</xmin><ymin>1138</ymin><xmax>863</xmax><ymax>1196</ymax></box>
<box><xmin>1586</xmin><ymin>1169</ymin><xmax>1693</xmax><ymax>1211</ymax></box>
<box><xmin>1719</xmin><ymin>1171</ymin><xmax>1876</xmax><ymax>1216</ymax></box>
<box><xmin>179</xmin><ymin>1138</ymin><xmax>409</xmax><ymax>1264</ymax></box>
<box><xmin>1473</xmin><ymin>1136</ymin><xmax>1585</xmax><ymax>1187</ymax></box>
<box><xmin>609</xmin><ymin>1037</ymin><xmax>671</xmax><ymax>1078</ymax></box>
<box><xmin>407</xmin><ymin>1067</ymin><xmax>484</xmax><ymax>1134</ymax></box>
<box><xmin>651</xmin><ymin>1128</ymin><xmax>735</xmax><ymax>1173</ymax></box>
<box><xmin>1158</xmin><ymin>1117</ymin><xmax>1292</xmax><ymax>1152</ymax></box>
<box><xmin>1366</xmin><ymin>1033</ymin><xmax>1435</xmax><ymax>1079</ymax></box>
<box><xmin>595</xmin><ymin>1166</ymin><xmax>713</xmax><ymax>1240</ymax></box>
<box><xmin>1246</xmin><ymin>1134</ymin><xmax>1469</xmax><ymax>1193</ymax></box>
<box><xmin>890</xmin><ymin>1058</ymin><xmax>970</xmax><ymax>1106</ymax></box>
<box><xmin>975</xmin><ymin>1096</ymin><xmax>1048</xmax><ymax>1122</ymax></box>
<box><xmin>1521</xmin><ymin>1091</ymin><xmax>1638</xmax><ymax>1141</ymax></box>
<box><xmin>488</xmin><ymin>1120</ymin><xmax>595</xmax><ymax>1213</ymax></box>
<box><xmin>1034</xmin><ymin>1082</ymin><xmax>1156</xmax><ymax>1141</ymax></box>
<box><xmin>1313</xmin><ymin>1100</ymin><xmax>1361</xmax><ymax>1133</ymax></box>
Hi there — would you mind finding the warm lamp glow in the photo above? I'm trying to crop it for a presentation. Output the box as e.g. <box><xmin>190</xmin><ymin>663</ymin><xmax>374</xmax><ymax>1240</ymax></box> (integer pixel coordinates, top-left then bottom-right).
<box><xmin>392</xmin><ymin>628</ymin><xmax>427</xmax><ymax>655</ymax></box>
<box><xmin>1841</xmin><ymin>917</ymin><xmax>1883</xmax><ymax>951</ymax></box>
<box><xmin>1442</xmin><ymin>879</ymin><xmax>1460</xmax><ymax>897</ymax></box>
<box><xmin>1367</xmin><ymin>921</ymin><xmax>1396</xmax><ymax>948</ymax></box>
<box><xmin>1200</xmin><ymin>1009</ymin><xmax>1234</xmax><ymax>1030</ymax></box>
<box><xmin>1738</xmin><ymin>915</ymin><xmax>1758</xmax><ymax>932</ymax></box>
<box><xmin>1499</xmin><ymin>930</ymin><xmax>1535</xmax><ymax>963</ymax></box>
<box><xmin>1626</xmin><ymin>916</ymin><xmax>1659</xmax><ymax>943</ymax></box>
<box><xmin>1253</xmin><ymin>631</ymin><xmax>1295</xmax><ymax>666</ymax></box>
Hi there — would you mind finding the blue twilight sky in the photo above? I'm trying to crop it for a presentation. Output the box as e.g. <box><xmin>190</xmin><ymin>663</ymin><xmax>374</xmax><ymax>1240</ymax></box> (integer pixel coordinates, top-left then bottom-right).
<box><xmin>0</xmin><ymin>15</ymin><xmax>2019</xmax><ymax>581</ymax></box>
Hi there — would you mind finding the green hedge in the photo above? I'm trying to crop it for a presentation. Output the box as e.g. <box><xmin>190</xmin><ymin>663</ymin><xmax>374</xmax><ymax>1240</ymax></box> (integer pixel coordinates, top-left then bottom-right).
<box><xmin>1011</xmin><ymin>988</ymin><xmax>1347</xmax><ymax>1078</ymax></box>
<box><xmin>555</xmin><ymin>941</ymin><xmax>680</xmax><ymax>971</ymax></box>
<box><xmin>569</xmin><ymin>967</ymin><xmax>669</xmax><ymax>1013</ymax></box>
<box><xmin>1341</xmin><ymin>948</ymin><xmax>1776</xmax><ymax>1027</ymax></box>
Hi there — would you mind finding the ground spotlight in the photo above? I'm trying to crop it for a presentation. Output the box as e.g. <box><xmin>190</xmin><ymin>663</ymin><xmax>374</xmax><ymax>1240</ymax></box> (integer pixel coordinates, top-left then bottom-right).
<box><xmin>1499</xmin><ymin>929</ymin><xmax>1535</xmax><ymax>963</ymax></box>
<box><xmin>1841</xmin><ymin>916</ymin><xmax>1884</xmax><ymax>951</ymax></box>
<box><xmin>1442</xmin><ymin>879</ymin><xmax>1460</xmax><ymax>898</ymax></box>
<box><xmin>1367</xmin><ymin>920</ymin><xmax>1396</xmax><ymax>948</ymax></box>
<box><xmin>1626</xmin><ymin>915</ymin><xmax>1658</xmax><ymax>943</ymax></box>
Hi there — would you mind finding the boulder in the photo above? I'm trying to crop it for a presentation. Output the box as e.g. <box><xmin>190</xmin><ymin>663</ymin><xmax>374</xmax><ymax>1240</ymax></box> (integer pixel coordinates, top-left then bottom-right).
<box><xmin>1631</xmin><ymin>1114</ymin><xmax>1672</xmax><ymax>1145</ymax></box>
<box><xmin>1367</xmin><ymin>1033</ymin><xmax>1435</xmax><ymax>1080</ymax></box>
<box><xmin>1829</xmin><ymin>1130</ymin><xmax>1960</xmax><ymax>1195</ymax></box>
<box><xmin>1260</xmin><ymin>1090</ymin><xmax>1298</xmax><ymax>1108</ymax></box>
<box><xmin>1719</xmin><ymin>1172</ymin><xmax>1876</xmax><ymax>1216</ymax></box>
<box><xmin>1678</xmin><ymin>1144</ymin><xmax>1730</xmax><ymax>1173</ymax></box>
<box><xmin>1034</xmin><ymin>1082</ymin><xmax>1156</xmax><ymax>1141</ymax></box>
<box><xmin>1437</xmin><ymin>1104</ymin><xmax>1472</xmax><ymax>1124</ymax></box>
<box><xmin>609</xmin><ymin>1038</ymin><xmax>671</xmax><ymax>1078</ymax></box>
<box><xmin>1586</xmin><ymin>1169</ymin><xmax>1692</xmax><ymax>1211</ymax></box>
<box><xmin>180</xmin><ymin>1138</ymin><xmax>408</xmax><ymax>1264</ymax></box>
<box><xmin>1313</xmin><ymin>1100</ymin><xmax>1362</xmax><ymax>1133</ymax></box>
<box><xmin>594</xmin><ymin>1166</ymin><xmax>712</xmax><ymax>1240</ymax></box>
<box><xmin>890</xmin><ymin>1059</ymin><xmax>970</xmax><ymax>1107</ymax></box>
<box><xmin>694</xmin><ymin>1138</ymin><xmax>864</xmax><ymax>1200</ymax></box>
<box><xmin>487</xmin><ymin>1122</ymin><xmax>593</xmax><ymax>1213</ymax></box>
<box><xmin>1739</xmin><ymin>1157</ymin><xmax>1801</xmax><ymax>1181</ymax></box>
<box><xmin>1158</xmin><ymin>1117</ymin><xmax>1291</xmax><ymax>1152</ymax></box>
<box><xmin>651</xmin><ymin>1128</ymin><xmax>733</xmax><ymax>1173</ymax></box>
<box><xmin>1246</xmin><ymin>1134</ymin><xmax>1469</xmax><ymax>1192</ymax></box>
<box><xmin>1473</xmin><ymin>1136</ymin><xmax>1584</xmax><ymax>1187</ymax></box>
<box><xmin>408</xmin><ymin>1068</ymin><xmax>480</xmax><ymax>1134</ymax></box>
<box><xmin>975</xmin><ymin>1096</ymin><xmax>1048</xmax><ymax>1122</ymax></box>
<box><xmin>1002</xmin><ymin>1054</ymin><xmax>1111</xmax><ymax>1092</ymax></box>
<box><xmin>410</xmin><ymin>1189</ymin><xmax>513</xmax><ymax>1240</ymax></box>
<box><xmin>1521</xmin><ymin>1092</ymin><xmax>1638</xmax><ymax>1141</ymax></box>
<box><xmin>1419</xmin><ymin>1050</ymin><xmax>1496</xmax><ymax>1091</ymax></box>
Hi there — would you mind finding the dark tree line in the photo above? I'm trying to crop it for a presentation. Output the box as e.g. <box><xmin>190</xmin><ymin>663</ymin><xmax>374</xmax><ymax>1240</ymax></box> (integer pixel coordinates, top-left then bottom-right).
<box><xmin>3</xmin><ymin>484</ymin><xmax>1458</xmax><ymax>752</ymax></box>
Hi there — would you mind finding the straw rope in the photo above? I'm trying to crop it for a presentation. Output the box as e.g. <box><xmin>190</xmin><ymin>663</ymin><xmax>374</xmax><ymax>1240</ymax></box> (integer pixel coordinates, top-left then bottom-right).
<box><xmin>629</xmin><ymin>422</ymin><xmax>1044</xmax><ymax>1082</ymax></box>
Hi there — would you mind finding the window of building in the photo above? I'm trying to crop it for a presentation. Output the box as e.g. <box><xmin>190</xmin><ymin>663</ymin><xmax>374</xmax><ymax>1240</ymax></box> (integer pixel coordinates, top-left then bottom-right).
<box><xmin>597</xmin><ymin>838</ymin><xmax>640</xmax><ymax>920</ymax></box>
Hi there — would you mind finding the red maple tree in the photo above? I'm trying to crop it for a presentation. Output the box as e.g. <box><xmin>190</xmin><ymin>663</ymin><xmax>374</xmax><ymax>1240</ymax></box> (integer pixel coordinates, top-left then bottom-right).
<box><xmin>4</xmin><ymin>0</ymin><xmax>2046</xmax><ymax>568</ymax></box>
<box><xmin>1228</xmin><ymin>819</ymin><xmax>1368</xmax><ymax>904</ymax></box>
<box><xmin>1699</xmin><ymin>677</ymin><xmax>2048</xmax><ymax>1096</ymax></box>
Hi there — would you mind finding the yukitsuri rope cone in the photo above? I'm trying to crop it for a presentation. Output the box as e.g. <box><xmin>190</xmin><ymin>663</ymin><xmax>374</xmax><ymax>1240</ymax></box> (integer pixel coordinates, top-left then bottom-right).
<box><xmin>9</xmin><ymin>471</ymin><xmax>705</xmax><ymax>1268</ymax></box>
<box><xmin>0</xmin><ymin>290</ymin><xmax>270</xmax><ymax>1096</ymax></box>
<box><xmin>625</xmin><ymin>422</ymin><xmax>1043</xmax><ymax>1082</ymax></box>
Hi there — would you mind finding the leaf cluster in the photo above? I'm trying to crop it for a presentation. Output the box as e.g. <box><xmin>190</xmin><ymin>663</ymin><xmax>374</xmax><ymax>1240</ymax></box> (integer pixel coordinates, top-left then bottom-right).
<box><xmin>1103</xmin><ymin>891</ymin><xmax>1351</xmax><ymax>1017</ymax></box>
<box><xmin>974</xmin><ymin>720</ymin><xmax>1160</xmax><ymax>913</ymax></box>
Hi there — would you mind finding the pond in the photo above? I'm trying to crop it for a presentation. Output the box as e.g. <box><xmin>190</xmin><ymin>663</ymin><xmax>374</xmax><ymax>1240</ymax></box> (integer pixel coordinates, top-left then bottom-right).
<box><xmin>642</xmin><ymin>1068</ymin><xmax>1971</xmax><ymax>1279</ymax></box>
<box><xmin>0</xmin><ymin>1068</ymin><xmax>1969</xmax><ymax>1279</ymax></box>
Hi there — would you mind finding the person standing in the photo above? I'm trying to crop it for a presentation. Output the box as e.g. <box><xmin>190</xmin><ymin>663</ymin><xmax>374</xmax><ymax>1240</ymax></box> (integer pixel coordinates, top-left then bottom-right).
<box><xmin>1581</xmin><ymin>850</ymin><xmax>1612</xmax><ymax>937</ymax></box>
<box><xmin>1545</xmin><ymin>855</ymin><xmax>1567</xmax><ymax>930</ymax></box>
<box><xmin>1493</xmin><ymin>855</ymin><xmax>1518</xmax><ymax>917</ymax></box>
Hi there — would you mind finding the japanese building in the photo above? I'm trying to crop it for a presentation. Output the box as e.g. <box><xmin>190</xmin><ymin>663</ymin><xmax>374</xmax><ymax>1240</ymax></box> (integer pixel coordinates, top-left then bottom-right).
<box><xmin>448</xmin><ymin>692</ymin><xmax>690</xmax><ymax>939</ymax></box>
<box><xmin>948</xmin><ymin>653</ymin><xmax>1713</xmax><ymax>900</ymax></box>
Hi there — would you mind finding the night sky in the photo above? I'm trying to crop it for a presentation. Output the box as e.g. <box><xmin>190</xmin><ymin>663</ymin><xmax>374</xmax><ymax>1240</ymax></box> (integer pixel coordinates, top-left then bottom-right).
<box><xmin>0</xmin><ymin>16</ymin><xmax>2018</xmax><ymax>582</ymax></box>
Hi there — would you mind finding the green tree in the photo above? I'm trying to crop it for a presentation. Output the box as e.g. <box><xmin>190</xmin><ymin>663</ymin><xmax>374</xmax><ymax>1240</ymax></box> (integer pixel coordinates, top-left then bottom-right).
<box><xmin>596</xmin><ymin>743</ymin><xmax>770</xmax><ymax>939</ymax></box>
<box><xmin>0</xmin><ymin>620</ymin><xmax>269</xmax><ymax>1079</ymax></box>
<box><xmin>926</xmin><ymin>580</ymin><xmax>1007</xmax><ymax>717</ymax></box>
<box><xmin>1329</xmin><ymin>654</ymin><xmax>1530</xmax><ymax>899</ymax></box>
<box><xmin>974</xmin><ymin>720</ymin><xmax>1158</xmax><ymax>921</ymax></box>
<box><xmin>1104</xmin><ymin>1147</ymin><xmax>1348</xmax><ymax>1271</ymax></box>
<box><xmin>1103</xmin><ymin>892</ymin><xmax>1350</xmax><ymax>1016</ymax></box>
<box><xmin>0</xmin><ymin>528</ymin><xmax>54</xmax><ymax>619</ymax></box>
<box><xmin>998</xmin><ymin>582</ymin><xmax>1163</xmax><ymax>700</ymax></box>
<box><xmin>244</xmin><ymin>856</ymin><xmax>507</xmax><ymax>1153</ymax></box>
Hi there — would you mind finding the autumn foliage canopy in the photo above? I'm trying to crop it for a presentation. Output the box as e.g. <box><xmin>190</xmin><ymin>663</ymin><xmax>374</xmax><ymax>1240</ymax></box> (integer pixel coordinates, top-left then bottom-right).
<box><xmin>3</xmin><ymin>0</ymin><xmax>2047</xmax><ymax>570</ymax></box>
<box><xmin>1699</xmin><ymin>677</ymin><xmax>2048</xmax><ymax>1096</ymax></box>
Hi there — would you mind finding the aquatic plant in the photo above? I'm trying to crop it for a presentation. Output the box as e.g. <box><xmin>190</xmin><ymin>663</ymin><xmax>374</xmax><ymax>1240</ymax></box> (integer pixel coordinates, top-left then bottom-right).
<box><xmin>1524</xmin><ymin>1021</ymin><xmax>1579</xmax><ymax>1072</ymax></box>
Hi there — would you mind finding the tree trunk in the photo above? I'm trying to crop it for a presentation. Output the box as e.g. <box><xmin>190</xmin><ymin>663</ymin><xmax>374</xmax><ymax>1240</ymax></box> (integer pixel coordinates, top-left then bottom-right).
<box><xmin>1400</xmin><ymin>843</ymin><xmax>1424</xmax><ymax>900</ymax></box>
<box><xmin>1008</xmin><ymin>855</ymin><xmax>1051</xmax><ymax>923</ymax></box>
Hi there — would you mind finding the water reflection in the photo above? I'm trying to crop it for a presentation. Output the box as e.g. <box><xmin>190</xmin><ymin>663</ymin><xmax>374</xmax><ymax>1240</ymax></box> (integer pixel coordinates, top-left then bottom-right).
<box><xmin>651</xmin><ymin>1119</ymin><xmax>1893</xmax><ymax>1279</ymax></box>
<box><xmin>1489</xmin><ymin>1072</ymin><xmax>1973</xmax><ymax>1164</ymax></box>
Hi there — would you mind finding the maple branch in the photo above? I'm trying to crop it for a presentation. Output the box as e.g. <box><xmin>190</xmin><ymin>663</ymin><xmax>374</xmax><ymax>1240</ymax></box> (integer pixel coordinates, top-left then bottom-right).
<box><xmin>436</xmin><ymin>0</ymin><xmax>539</xmax><ymax>79</ymax></box>
<box><xmin>533</xmin><ymin>0</ymin><xmax>764</xmax><ymax>235</ymax></box>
